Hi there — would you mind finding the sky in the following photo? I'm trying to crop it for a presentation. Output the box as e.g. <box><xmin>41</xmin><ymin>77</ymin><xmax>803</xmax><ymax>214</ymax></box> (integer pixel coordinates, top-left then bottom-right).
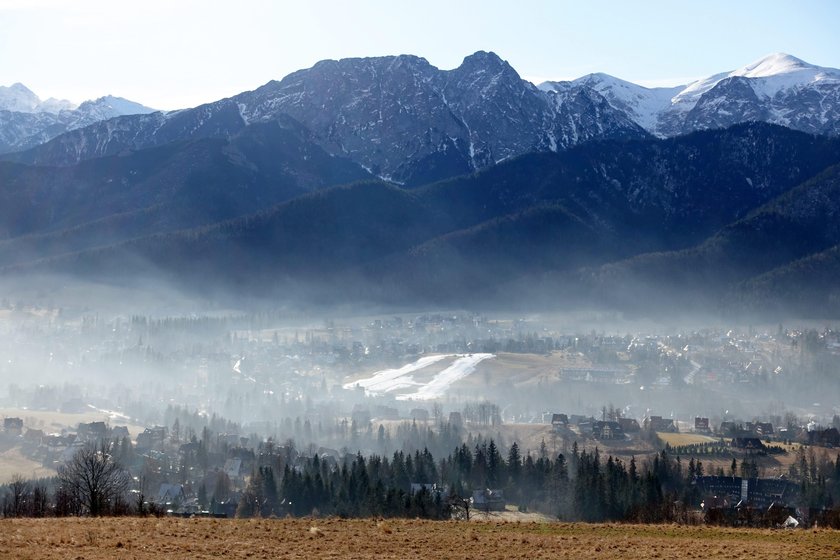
<box><xmin>1</xmin><ymin>0</ymin><xmax>839</xmax><ymax>111</ymax></box>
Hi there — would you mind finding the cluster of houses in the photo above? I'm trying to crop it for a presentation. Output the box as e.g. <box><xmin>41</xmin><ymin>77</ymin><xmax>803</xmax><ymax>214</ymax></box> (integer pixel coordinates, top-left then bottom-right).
<box><xmin>695</xmin><ymin>475</ymin><xmax>801</xmax><ymax>526</ymax></box>
<box><xmin>548</xmin><ymin>412</ymin><xmax>671</xmax><ymax>441</ymax></box>
<box><xmin>0</xmin><ymin>413</ymin><xmax>377</xmax><ymax>516</ymax></box>
<box><xmin>2</xmin><ymin>417</ymin><xmax>132</xmax><ymax>464</ymax></box>
<box><xmin>546</xmin><ymin>411</ymin><xmax>840</xmax><ymax>452</ymax></box>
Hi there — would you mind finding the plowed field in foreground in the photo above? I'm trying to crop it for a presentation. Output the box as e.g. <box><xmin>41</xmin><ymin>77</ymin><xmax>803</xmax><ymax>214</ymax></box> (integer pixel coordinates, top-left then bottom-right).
<box><xmin>1</xmin><ymin>517</ymin><xmax>838</xmax><ymax>559</ymax></box>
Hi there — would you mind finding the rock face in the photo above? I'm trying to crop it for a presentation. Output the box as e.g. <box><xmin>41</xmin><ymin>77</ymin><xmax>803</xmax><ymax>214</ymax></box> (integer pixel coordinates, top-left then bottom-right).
<box><xmin>0</xmin><ymin>84</ymin><xmax>156</xmax><ymax>154</ymax></box>
<box><xmin>240</xmin><ymin>51</ymin><xmax>649</xmax><ymax>184</ymax></box>
<box><xmin>8</xmin><ymin>52</ymin><xmax>840</xmax><ymax>182</ymax></box>
<box><xmin>8</xmin><ymin>52</ymin><xmax>649</xmax><ymax>184</ymax></box>
<box><xmin>543</xmin><ymin>53</ymin><xmax>840</xmax><ymax>138</ymax></box>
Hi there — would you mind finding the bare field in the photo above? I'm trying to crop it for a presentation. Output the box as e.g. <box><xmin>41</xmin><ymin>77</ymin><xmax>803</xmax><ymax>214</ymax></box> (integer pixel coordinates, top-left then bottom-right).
<box><xmin>0</xmin><ymin>408</ymin><xmax>145</xmax><ymax>437</ymax></box>
<box><xmin>0</xmin><ymin>445</ymin><xmax>55</xmax><ymax>483</ymax></box>
<box><xmin>467</xmin><ymin>351</ymin><xmax>589</xmax><ymax>388</ymax></box>
<box><xmin>0</xmin><ymin>517</ymin><xmax>838</xmax><ymax>559</ymax></box>
<box><xmin>657</xmin><ymin>432</ymin><xmax>721</xmax><ymax>447</ymax></box>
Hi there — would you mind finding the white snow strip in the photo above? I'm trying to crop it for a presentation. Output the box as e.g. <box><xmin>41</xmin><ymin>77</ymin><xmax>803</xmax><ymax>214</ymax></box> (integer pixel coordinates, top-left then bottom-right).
<box><xmin>343</xmin><ymin>354</ymin><xmax>451</xmax><ymax>395</ymax></box>
<box><xmin>396</xmin><ymin>353</ymin><xmax>495</xmax><ymax>401</ymax></box>
<box><xmin>86</xmin><ymin>404</ymin><xmax>131</xmax><ymax>422</ymax></box>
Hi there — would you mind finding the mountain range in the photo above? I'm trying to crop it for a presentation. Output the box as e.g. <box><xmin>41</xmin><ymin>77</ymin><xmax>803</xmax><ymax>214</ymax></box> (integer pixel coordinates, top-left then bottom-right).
<box><xmin>2</xmin><ymin>52</ymin><xmax>840</xmax><ymax>317</ymax></box>
<box><xmin>0</xmin><ymin>83</ymin><xmax>156</xmax><ymax>154</ymax></box>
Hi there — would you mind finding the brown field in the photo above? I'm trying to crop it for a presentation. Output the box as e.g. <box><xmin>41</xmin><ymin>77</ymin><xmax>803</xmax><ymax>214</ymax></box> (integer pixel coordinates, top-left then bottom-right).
<box><xmin>0</xmin><ymin>517</ymin><xmax>838</xmax><ymax>559</ymax></box>
<box><xmin>657</xmin><ymin>432</ymin><xmax>721</xmax><ymax>447</ymax></box>
<box><xmin>0</xmin><ymin>444</ymin><xmax>55</xmax><ymax>483</ymax></box>
<box><xmin>0</xmin><ymin>408</ymin><xmax>146</xmax><ymax>438</ymax></box>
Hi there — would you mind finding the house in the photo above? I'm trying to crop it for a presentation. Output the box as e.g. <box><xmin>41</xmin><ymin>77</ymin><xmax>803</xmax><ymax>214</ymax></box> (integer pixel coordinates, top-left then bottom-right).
<box><xmin>808</xmin><ymin>428</ymin><xmax>840</xmax><ymax>448</ymax></box>
<box><xmin>577</xmin><ymin>421</ymin><xmax>594</xmax><ymax>436</ymax></box>
<box><xmin>618</xmin><ymin>418</ymin><xmax>641</xmax><ymax>434</ymax></box>
<box><xmin>179</xmin><ymin>441</ymin><xmax>201</xmax><ymax>455</ymax></box>
<box><xmin>718</xmin><ymin>421</ymin><xmax>739</xmax><ymax>436</ymax></box>
<box><xmin>136</xmin><ymin>426</ymin><xmax>167</xmax><ymax>450</ymax></box>
<box><xmin>23</xmin><ymin>428</ymin><xmax>44</xmax><ymax>444</ymax></box>
<box><xmin>695</xmin><ymin>417</ymin><xmax>711</xmax><ymax>433</ymax></box>
<box><xmin>472</xmin><ymin>489</ymin><xmax>505</xmax><ymax>512</ymax></box>
<box><xmin>754</xmin><ymin>422</ymin><xmax>774</xmax><ymax>436</ymax></box>
<box><xmin>731</xmin><ymin>437</ymin><xmax>766</xmax><ymax>452</ymax></box>
<box><xmin>550</xmin><ymin>414</ymin><xmax>569</xmax><ymax>428</ymax></box>
<box><xmin>592</xmin><ymin>421</ymin><xmax>625</xmax><ymax>440</ymax></box>
<box><xmin>111</xmin><ymin>426</ymin><xmax>130</xmax><ymax>440</ymax></box>
<box><xmin>45</xmin><ymin>434</ymin><xmax>75</xmax><ymax>453</ymax></box>
<box><xmin>644</xmin><ymin>416</ymin><xmax>677</xmax><ymax>433</ymax></box>
<box><xmin>569</xmin><ymin>414</ymin><xmax>593</xmax><ymax>427</ymax></box>
<box><xmin>77</xmin><ymin>421</ymin><xmax>107</xmax><ymax>442</ymax></box>
<box><xmin>3</xmin><ymin>417</ymin><xmax>23</xmax><ymax>436</ymax></box>
<box><xmin>695</xmin><ymin>476</ymin><xmax>798</xmax><ymax>510</ymax></box>
<box><xmin>157</xmin><ymin>483</ymin><xmax>186</xmax><ymax>506</ymax></box>
<box><xmin>410</xmin><ymin>482</ymin><xmax>448</xmax><ymax>496</ymax></box>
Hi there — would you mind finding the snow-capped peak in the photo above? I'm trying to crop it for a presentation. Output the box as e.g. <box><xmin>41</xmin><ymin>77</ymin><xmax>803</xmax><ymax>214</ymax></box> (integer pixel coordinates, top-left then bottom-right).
<box><xmin>0</xmin><ymin>82</ymin><xmax>41</xmax><ymax>112</ymax></box>
<box><xmin>0</xmin><ymin>82</ymin><xmax>77</xmax><ymax>113</ymax></box>
<box><xmin>674</xmin><ymin>53</ymin><xmax>840</xmax><ymax>107</ymax></box>
<box><xmin>734</xmin><ymin>52</ymin><xmax>813</xmax><ymax>78</ymax></box>
<box><xmin>76</xmin><ymin>95</ymin><xmax>157</xmax><ymax>118</ymax></box>
<box><xmin>541</xmin><ymin>73</ymin><xmax>684</xmax><ymax>131</ymax></box>
<box><xmin>38</xmin><ymin>97</ymin><xmax>77</xmax><ymax>112</ymax></box>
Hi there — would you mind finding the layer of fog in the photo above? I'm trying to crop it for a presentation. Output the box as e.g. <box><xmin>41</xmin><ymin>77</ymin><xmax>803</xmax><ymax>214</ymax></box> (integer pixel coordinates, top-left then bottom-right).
<box><xmin>0</xmin><ymin>273</ymin><xmax>838</xmax><ymax>454</ymax></box>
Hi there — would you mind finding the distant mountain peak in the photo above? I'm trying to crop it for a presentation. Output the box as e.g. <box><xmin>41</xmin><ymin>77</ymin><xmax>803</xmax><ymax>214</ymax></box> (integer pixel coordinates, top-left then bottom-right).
<box><xmin>456</xmin><ymin>50</ymin><xmax>513</xmax><ymax>73</ymax></box>
<box><xmin>735</xmin><ymin>52</ymin><xmax>814</xmax><ymax>78</ymax></box>
<box><xmin>6</xmin><ymin>50</ymin><xmax>840</xmax><ymax>173</ymax></box>
<box><xmin>8</xmin><ymin>82</ymin><xmax>34</xmax><ymax>93</ymax></box>
<box><xmin>0</xmin><ymin>82</ymin><xmax>41</xmax><ymax>112</ymax></box>
<box><xmin>78</xmin><ymin>95</ymin><xmax>156</xmax><ymax>112</ymax></box>
<box><xmin>461</xmin><ymin>50</ymin><xmax>503</xmax><ymax>63</ymax></box>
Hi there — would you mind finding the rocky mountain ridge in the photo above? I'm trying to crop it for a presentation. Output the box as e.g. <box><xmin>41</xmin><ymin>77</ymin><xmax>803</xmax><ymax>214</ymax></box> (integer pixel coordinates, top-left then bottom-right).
<box><xmin>0</xmin><ymin>84</ymin><xmax>156</xmax><ymax>154</ymax></box>
<box><xmin>541</xmin><ymin>53</ymin><xmax>840</xmax><ymax>137</ymax></box>
<box><xmin>6</xmin><ymin>52</ymin><xmax>839</xmax><ymax>186</ymax></box>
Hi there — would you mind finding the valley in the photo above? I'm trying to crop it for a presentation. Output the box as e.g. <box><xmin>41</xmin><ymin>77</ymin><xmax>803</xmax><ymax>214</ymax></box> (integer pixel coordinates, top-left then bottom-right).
<box><xmin>2</xmin><ymin>13</ymin><xmax>840</xmax><ymax>544</ymax></box>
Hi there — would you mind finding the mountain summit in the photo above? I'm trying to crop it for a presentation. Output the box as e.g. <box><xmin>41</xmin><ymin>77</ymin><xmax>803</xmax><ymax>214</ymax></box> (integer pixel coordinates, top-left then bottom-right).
<box><xmin>0</xmin><ymin>85</ymin><xmax>156</xmax><ymax>154</ymax></box>
<box><xmin>0</xmin><ymin>50</ymin><xmax>839</xmax><ymax>316</ymax></box>
<box><xmin>539</xmin><ymin>53</ymin><xmax>840</xmax><ymax>138</ymax></box>
<box><xmin>9</xmin><ymin>51</ymin><xmax>648</xmax><ymax>184</ymax></box>
<box><xmin>0</xmin><ymin>82</ymin><xmax>75</xmax><ymax>113</ymax></box>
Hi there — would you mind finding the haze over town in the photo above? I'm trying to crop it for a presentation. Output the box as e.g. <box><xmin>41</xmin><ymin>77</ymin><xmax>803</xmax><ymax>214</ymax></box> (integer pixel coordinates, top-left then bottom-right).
<box><xmin>2</xmin><ymin>1</ymin><xmax>840</xmax><ymax>548</ymax></box>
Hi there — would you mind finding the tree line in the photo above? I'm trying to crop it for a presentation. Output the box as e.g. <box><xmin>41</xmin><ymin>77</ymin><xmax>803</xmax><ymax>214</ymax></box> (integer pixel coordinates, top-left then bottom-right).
<box><xmin>5</xmin><ymin>437</ymin><xmax>840</xmax><ymax>524</ymax></box>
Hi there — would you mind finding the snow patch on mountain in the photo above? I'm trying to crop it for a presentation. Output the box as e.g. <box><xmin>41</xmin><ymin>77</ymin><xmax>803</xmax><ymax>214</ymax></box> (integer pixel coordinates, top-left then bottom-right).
<box><xmin>0</xmin><ymin>86</ymin><xmax>158</xmax><ymax>154</ymax></box>
<box><xmin>538</xmin><ymin>53</ymin><xmax>840</xmax><ymax>137</ymax></box>
<box><xmin>674</xmin><ymin>53</ymin><xmax>840</xmax><ymax>107</ymax></box>
<box><xmin>542</xmin><ymin>74</ymin><xmax>684</xmax><ymax>131</ymax></box>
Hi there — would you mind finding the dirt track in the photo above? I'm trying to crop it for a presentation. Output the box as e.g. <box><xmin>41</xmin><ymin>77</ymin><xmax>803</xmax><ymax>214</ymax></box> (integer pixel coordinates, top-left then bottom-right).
<box><xmin>1</xmin><ymin>517</ymin><xmax>838</xmax><ymax>559</ymax></box>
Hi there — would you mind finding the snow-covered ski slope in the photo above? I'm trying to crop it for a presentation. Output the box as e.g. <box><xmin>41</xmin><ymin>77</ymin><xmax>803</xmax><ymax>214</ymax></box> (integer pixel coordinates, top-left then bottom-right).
<box><xmin>343</xmin><ymin>354</ymin><xmax>495</xmax><ymax>400</ymax></box>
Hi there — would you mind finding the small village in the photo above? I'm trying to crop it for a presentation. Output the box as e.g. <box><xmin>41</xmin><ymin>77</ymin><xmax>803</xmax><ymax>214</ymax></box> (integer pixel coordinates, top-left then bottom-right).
<box><xmin>2</xmin><ymin>394</ymin><xmax>839</xmax><ymax>526</ymax></box>
<box><xmin>1</xmin><ymin>307</ymin><xmax>839</xmax><ymax>525</ymax></box>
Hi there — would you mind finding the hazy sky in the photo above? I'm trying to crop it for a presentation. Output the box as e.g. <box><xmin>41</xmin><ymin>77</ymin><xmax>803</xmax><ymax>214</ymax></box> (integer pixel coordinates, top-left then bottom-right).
<box><xmin>2</xmin><ymin>0</ymin><xmax>839</xmax><ymax>110</ymax></box>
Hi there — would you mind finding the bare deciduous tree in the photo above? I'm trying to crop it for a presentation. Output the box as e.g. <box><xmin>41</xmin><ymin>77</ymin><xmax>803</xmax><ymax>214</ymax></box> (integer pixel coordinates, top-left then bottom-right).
<box><xmin>57</xmin><ymin>442</ymin><xmax>129</xmax><ymax>516</ymax></box>
<box><xmin>3</xmin><ymin>474</ymin><xmax>30</xmax><ymax>517</ymax></box>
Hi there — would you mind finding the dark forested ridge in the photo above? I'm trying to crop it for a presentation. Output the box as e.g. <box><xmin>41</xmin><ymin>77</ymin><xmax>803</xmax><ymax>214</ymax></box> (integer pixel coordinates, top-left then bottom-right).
<box><xmin>0</xmin><ymin>118</ymin><xmax>371</xmax><ymax>264</ymax></box>
<box><xmin>1</xmin><ymin>122</ymin><xmax>840</xmax><ymax>316</ymax></box>
<box><xmin>586</xmin><ymin>163</ymin><xmax>840</xmax><ymax>316</ymax></box>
